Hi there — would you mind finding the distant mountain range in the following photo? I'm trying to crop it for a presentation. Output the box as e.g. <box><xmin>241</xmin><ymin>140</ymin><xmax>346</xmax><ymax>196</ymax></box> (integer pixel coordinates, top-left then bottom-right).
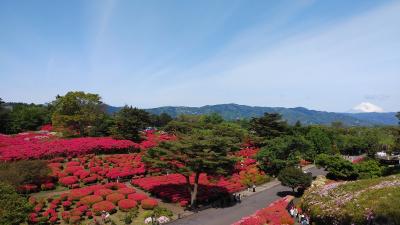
<box><xmin>106</xmin><ymin>104</ymin><xmax>398</xmax><ymax>126</ymax></box>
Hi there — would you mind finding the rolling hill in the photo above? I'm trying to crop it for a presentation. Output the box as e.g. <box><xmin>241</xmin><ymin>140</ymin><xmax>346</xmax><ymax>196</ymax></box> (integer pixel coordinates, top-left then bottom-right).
<box><xmin>107</xmin><ymin>103</ymin><xmax>398</xmax><ymax>126</ymax></box>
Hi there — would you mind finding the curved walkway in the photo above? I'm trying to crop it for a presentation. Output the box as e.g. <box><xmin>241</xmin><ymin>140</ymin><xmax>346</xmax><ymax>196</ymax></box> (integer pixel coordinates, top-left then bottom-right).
<box><xmin>169</xmin><ymin>167</ymin><xmax>326</xmax><ymax>225</ymax></box>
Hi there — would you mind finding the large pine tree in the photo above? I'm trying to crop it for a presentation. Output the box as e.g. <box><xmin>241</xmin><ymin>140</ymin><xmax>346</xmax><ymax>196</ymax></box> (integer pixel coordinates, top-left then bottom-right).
<box><xmin>144</xmin><ymin>123</ymin><xmax>243</xmax><ymax>207</ymax></box>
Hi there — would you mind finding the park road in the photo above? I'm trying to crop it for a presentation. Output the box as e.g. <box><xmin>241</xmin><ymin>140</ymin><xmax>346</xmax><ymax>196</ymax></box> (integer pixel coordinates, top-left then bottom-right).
<box><xmin>168</xmin><ymin>167</ymin><xmax>326</xmax><ymax>225</ymax></box>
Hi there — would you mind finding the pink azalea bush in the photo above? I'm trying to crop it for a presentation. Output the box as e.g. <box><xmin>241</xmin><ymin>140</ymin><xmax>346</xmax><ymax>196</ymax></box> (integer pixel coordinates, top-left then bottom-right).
<box><xmin>232</xmin><ymin>196</ymin><xmax>294</xmax><ymax>225</ymax></box>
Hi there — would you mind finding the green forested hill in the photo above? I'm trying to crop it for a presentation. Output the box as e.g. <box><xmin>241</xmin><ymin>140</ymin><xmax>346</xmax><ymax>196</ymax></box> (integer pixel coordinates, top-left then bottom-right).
<box><xmin>107</xmin><ymin>103</ymin><xmax>398</xmax><ymax>126</ymax></box>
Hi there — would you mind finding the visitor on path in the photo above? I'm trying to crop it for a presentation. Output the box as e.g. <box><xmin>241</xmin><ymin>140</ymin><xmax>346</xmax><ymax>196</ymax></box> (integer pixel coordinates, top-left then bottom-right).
<box><xmin>289</xmin><ymin>207</ymin><xmax>294</xmax><ymax>216</ymax></box>
<box><xmin>293</xmin><ymin>208</ymin><xmax>298</xmax><ymax>218</ymax></box>
<box><xmin>252</xmin><ymin>184</ymin><xmax>256</xmax><ymax>192</ymax></box>
<box><xmin>237</xmin><ymin>193</ymin><xmax>241</xmax><ymax>203</ymax></box>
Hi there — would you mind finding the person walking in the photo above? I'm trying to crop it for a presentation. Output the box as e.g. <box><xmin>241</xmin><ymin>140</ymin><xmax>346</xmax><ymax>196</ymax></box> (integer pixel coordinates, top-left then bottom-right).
<box><xmin>252</xmin><ymin>184</ymin><xmax>256</xmax><ymax>192</ymax></box>
<box><xmin>293</xmin><ymin>208</ymin><xmax>298</xmax><ymax>218</ymax></box>
<box><xmin>289</xmin><ymin>207</ymin><xmax>294</xmax><ymax>217</ymax></box>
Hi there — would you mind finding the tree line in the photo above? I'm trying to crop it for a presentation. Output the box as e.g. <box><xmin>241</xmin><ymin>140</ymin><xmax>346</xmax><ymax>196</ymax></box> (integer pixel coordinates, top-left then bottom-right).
<box><xmin>0</xmin><ymin>92</ymin><xmax>173</xmax><ymax>141</ymax></box>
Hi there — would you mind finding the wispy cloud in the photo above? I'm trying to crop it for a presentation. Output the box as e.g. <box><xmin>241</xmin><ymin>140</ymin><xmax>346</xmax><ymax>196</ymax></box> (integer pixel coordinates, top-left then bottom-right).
<box><xmin>145</xmin><ymin>1</ymin><xmax>400</xmax><ymax>111</ymax></box>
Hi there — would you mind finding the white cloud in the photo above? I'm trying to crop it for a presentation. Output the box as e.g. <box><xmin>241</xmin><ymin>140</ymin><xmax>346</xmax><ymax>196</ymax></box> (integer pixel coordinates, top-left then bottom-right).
<box><xmin>353</xmin><ymin>102</ymin><xmax>384</xmax><ymax>113</ymax></box>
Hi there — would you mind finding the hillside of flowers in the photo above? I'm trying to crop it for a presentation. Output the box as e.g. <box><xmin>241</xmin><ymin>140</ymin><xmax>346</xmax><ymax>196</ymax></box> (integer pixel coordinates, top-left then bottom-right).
<box><xmin>300</xmin><ymin>174</ymin><xmax>400</xmax><ymax>225</ymax></box>
<box><xmin>232</xmin><ymin>196</ymin><xmax>294</xmax><ymax>225</ymax></box>
<box><xmin>0</xmin><ymin>129</ymin><xmax>174</xmax><ymax>161</ymax></box>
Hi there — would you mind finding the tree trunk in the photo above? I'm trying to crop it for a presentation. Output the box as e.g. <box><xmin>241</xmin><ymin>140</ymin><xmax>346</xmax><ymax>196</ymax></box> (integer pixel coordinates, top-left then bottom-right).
<box><xmin>185</xmin><ymin>175</ymin><xmax>193</xmax><ymax>205</ymax></box>
<box><xmin>190</xmin><ymin>172</ymin><xmax>200</xmax><ymax>207</ymax></box>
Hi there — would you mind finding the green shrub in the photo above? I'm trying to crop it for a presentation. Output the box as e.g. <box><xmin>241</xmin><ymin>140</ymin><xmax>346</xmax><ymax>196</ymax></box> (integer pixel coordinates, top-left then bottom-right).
<box><xmin>354</xmin><ymin>160</ymin><xmax>382</xmax><ymax>179</ymax></box>
<box><xmin>0</xmin><ymin>182</ymin><xmax>33</xmax><ymax>225</ymax></box>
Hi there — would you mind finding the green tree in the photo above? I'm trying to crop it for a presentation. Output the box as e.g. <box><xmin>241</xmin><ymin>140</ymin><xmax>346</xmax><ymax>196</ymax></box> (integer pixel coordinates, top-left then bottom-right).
<box><xmin>144</xmin><ymin>125</ymin><xmax>239</xmax><ymax>207</ymax></box>
<box><xmin>151</xmin><ymin>112</ymin><xmax>173</xmax><ymax>127</ymax></box>
<box><xmin>51</xmin><ymin>91</ymin><xmax>105</xmax><ymax>136</ymax></box>
<box><xmin>201</xmin><ymin>113</ymin><xmax>224</xmax><ymax>124</ymax></box>
<box><xmin>0</xmin><ymin>98</ymin><xmax>11</xmax><ymax>134</ymax></box>
<box><xmin>306</xmin><ymin>127</ymin><xmax>332</xmax><ymax>155</ymax></box>
<box><xmin>257</xmin><ymin>135</ymin><xmax>315</xmax><ymax>175</ymax></box>
<box><xmin>0</xmin><ymin>182</ymin><xmax>33</xmax><ymax>225</ymax></box>
<box><xmin>354</xmin><ymin>160</ymin><xmax>382</xmax><ymax>179</ymax></box>
<box><xmin>278</xmin><ymin>167</ymin><xmax>312</xmax><ymax>193</ymax></box>
<box><xmin>110</xmin><ymin>106</ymin><xmax>151</xmax><ymax>141</ymax></box>
<box><xmin>87</xmin><ymin>113</ymin><xmax>114</xmax><ymax>137</ymax></box>
<box><xmin>8</xmin><ymin>104</ymin><xmax>50</xmax><ymax>133</ymax></box>
<box><xmin>250</xmin><ymin>113</ymin><xmax>288</xmax><ymax>138</ymax></box>
<box><xmin>315</xmin><ymin>154</ymin><xmax>358</xmax><ymax>180</ymax></box>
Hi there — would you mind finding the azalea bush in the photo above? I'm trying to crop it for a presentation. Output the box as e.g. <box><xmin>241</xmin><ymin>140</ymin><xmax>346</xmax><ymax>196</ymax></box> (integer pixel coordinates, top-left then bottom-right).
<box><xmin>118</xmin><ymin>199</ymin><xmax>138</xmax><ymax>211</ymax></box>
<box><xmin>141</xmin><ymin>198</ymin><xmax>158</xmax><ymax>210</ymax></box>
<box><xmin>232</xmin><ymin>196</ymin><xmax>294</xmax><ymax>225</ymax></box>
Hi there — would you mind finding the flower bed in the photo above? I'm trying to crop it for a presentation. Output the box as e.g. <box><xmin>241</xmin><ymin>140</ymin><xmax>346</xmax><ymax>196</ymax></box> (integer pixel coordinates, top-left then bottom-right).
<box><xmin>48</xmin><ymin>153</ymin><xmax>146</xmax><ymax>187</ymax></box>
<box><xmin>0</xmin><ymin>136</ymin><xmax>137</xmax><ymax>161</ymax></box>
<box><xmin>301</xmin><ymin>174</ymin><xmax>400</xmax><ymax>225</ymax></box>
<box><xmin>27</xmin><ymin>183</ymin><xmax>147</xmax><ymax>223</ymax></box>
<box><xmin>232</xmin><ymin>196</ymin><xmax>294</xmax><ymax>225</ymax></box>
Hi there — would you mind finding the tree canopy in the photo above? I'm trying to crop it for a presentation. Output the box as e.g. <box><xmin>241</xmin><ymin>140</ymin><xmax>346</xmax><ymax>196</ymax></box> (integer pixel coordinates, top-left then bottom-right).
<box><xmin>51</xmin><ymin>91</ymin><xmax>105</xmax><ymax>136</ymax></box>
<box><xmin>144</xmin><ymin>122</ymin><xmax>243</xmax><ymax>207</ymax></box>
<box><xmin>8</xmin><ymin>104</ymin><xmax>50</xmax><ymax>133</ymax></box>
<box><xmin>250</xmin><ymin>113</ymin><xmax>288</xmax><ymax>138</ymax></box>
<box><xmin>110</xmin><ymin>105</ymin><xmax>151</xmax><ymax>141</ymax></box>
<box><xmin>0</xmin><ymin>98</ymin><xmax>11</xmax><ymax>134</ymax></box>
<box><xmin>257</xmin><ymin>135</ymin><xmax>314</xmax><ymax>175</ymax></box>
<box><xmin>278</xmin><ymin>167</ymin><xmax>312</xmax><ymax>193</ymax></box>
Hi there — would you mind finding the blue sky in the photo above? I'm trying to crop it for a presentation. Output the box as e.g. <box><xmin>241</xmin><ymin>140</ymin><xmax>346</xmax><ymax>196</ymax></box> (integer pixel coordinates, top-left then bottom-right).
<box><xmin>0</xmin><ymin>0</ymin><xmax>399</xmax><ymax>112</ymax></box>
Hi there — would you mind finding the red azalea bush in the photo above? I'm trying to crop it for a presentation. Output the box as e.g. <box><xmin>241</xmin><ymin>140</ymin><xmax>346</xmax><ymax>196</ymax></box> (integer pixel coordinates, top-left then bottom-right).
<box><xmin>118</xmin><ymin>199</ymin><xmax>138</xmax><ymax>211</ymax></box>
<box><xmin>127</xmin><ymin>193</ymin><xmax>148</xmax><ymax>202</ymax></box>
<box><xmin>105</xmin><ymin>193</ymin><xmax>125</xmax><ymax>203</ymax></box>
<box><xmin>59</xmin><ymin>176</ymin><xmax>79</xmax><ymax>186</ymax></box>
<box><xmin>18</xmin><ymin>184</ymin><xmax>39</xmax><ymax>193</ymax></box>
<box><xmin>141</xmin><ymin>198</ymin><xmax>158</xmax><ymax>210</ymax></box>
<box><xmin>80</xmin><ymin>195</ymin><xmax>103</xmax><ymax>206</ymax></box>
<box><xmin>118</xmin><ymin>187</ymin><xmax>136</xmax><ymax>196</ymax></box>
<box><xmin>69</xmin><ymin>215</ymin><xmax>81</xmax><ymax>223</ymax></box>
<box><xmin>92</xmin><ymin>201</ymin><xmax>116</xmax><ymax>214</ymax></box>
<box><xmin>104</xmin><ymin>182</ymin><xmax>127</xmax><ymax>190</ymax></box>
<box><xmin>62</xmin><ymin>200</ymin><xmax>72</xmax><ymax>209</ymax></box>
<box><xmin>179</xmin><ymin>200</ymin><xmax>189</xmax><ymax>207</ymax></box>
<box><xmin>232</xmin><ymin>196</ymin><xmax>294</xmax><ymax>225</ymax></box>
<box><xmin>69</xmin><ymin>189</ymin><xmax>92</xmax><ymax>200</ymax></box>
<box><xmin>41</xmin><ymin>183</ymin><xmax>55</xmax><ymax>190</ymax></box>
<box><xmin>94</xmin><ymin>188</ymin><xmax>114</xmax><ymax>198</ymax></box>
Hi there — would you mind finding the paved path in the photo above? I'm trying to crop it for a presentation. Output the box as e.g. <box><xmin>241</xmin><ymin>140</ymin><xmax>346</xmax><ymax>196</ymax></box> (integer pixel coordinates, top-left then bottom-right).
<box><xmin>169</xmin><ymin>167</ymin><xmax>326</xmax><ymax>225</ymax></box>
